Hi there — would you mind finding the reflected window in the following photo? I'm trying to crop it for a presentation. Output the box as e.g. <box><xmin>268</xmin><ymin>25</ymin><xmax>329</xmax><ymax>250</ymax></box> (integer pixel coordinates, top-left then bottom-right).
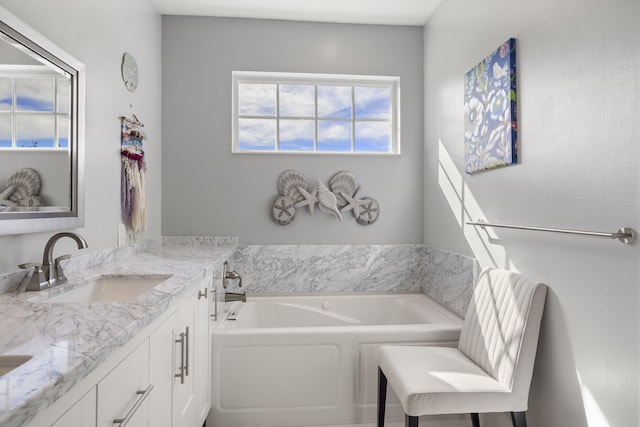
<box><xmin>233</xmin><ymin>71</ymin><xmax>400</xmax><ymax>154</ymax></box>
<box><xmin>0</xmin><ymin>71</ymin><xmax>71</xmax><ymax>149</ymax></box>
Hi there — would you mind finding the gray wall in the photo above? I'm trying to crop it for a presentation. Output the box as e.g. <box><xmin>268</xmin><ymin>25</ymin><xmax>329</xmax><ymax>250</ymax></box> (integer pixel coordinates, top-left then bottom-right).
<box><xmin>161</xmin><ymin>17</ymin><xmax>423</xmax><ymax>244</ymax></box>
<box><xmin>423</xmin><ymin>0</ymin><xmax>640</xmax><ymax>426</ymax></box>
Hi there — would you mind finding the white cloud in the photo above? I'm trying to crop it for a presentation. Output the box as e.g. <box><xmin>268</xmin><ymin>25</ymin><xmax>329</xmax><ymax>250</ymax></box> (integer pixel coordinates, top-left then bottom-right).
<box><xmin>355</xmin><ymin>86</ymin><xmax>390</xmax><ymax>119</ymax></box>
<box><xmin>238</xmin><ymin>83</ymin><xmax>276</xmax><ymax>116</ymax></box>
<box><xmin>318</xmin><ymin>120</ymin><xmax>351</xmax><ymax>141</ymax></box>
<box><xmin>279</xmin><ymin>119</ymin><xmax>314</xmax><ymax>141</ymax></box>
<box><xmin>16</xmin><ymin>115</ymin><xmax>54</xmax><ymax>140</ymax></box>
<box><xmin>279</xmin><ymin>85</ymin><xmax>315</xmax><ymax>117</ymax></box>
<box><xmin>238</xmin><ymin>118</ymin><xmax>276</xmax><ymax>148</ymax></box>
<box><xmin>318</xmin><ymin>86</ymin><xmax>351</xmax><ymax>118</ymax></box>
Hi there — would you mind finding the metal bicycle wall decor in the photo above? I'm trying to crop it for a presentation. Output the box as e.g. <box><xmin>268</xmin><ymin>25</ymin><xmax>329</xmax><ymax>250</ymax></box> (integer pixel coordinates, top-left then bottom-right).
<box><xmin>271</xmin><ymin>170</ymin><xmax>379</xmax><ymax>226</ymax></box>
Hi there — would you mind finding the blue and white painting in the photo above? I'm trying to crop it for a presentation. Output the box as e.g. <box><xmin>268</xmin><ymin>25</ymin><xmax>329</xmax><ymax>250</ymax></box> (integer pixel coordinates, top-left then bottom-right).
<box><xmin>464</xmin><ymin>38</ymin><xmax>517</xmax><ymax>174</ymax></box>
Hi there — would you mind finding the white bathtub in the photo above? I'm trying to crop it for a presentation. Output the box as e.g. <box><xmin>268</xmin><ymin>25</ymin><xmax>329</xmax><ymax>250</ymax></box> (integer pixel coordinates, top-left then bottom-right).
<box><xmin>209</xmin><ymin>293</ymin><xmax>463</xmax><ymax>427</ymax></box>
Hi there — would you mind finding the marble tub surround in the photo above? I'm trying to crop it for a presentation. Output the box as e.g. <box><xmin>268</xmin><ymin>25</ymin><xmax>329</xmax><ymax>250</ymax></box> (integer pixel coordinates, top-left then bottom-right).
<box><xmin>422</xmin><ymin>247</ymin><xmax>476</xmax><ymax>318</ymax></box>
<box><xmin>232</xmin><ymin>244</ymin><xmax>428</xmax><ymax>293</ymax></box>
<box><xmin>163</xmin><ymin>235</ymin><xmax>239</xmax><ymax>247</ymax></box>
<box><xmin>0</xmin><ymin>239</ymin><xmax>236</xmax><ymax>427</ymax></box>
<box><xmin>231</xmin><ymin>244</ymin><xmax>475</xmax><ymax>317</ymax></box>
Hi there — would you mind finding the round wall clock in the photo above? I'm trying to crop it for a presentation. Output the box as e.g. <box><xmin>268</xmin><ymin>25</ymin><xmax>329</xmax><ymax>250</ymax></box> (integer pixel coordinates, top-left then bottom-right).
<box><xmin>121</xmin><ymin>52</ymin><xmax>138</xmax><ymax>92</ymax></box>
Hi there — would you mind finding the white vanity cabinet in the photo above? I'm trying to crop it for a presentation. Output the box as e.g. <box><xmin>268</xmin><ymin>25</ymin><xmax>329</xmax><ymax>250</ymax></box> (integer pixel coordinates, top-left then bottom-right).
<box><xmin>149</xmin><ymin>310</ymin><xmax>179</xmax><ymax>427</ymax></box>
<box><xmin>51</xmin><ymin>387</ymin><xmax>96</xmax><ymax>427</ymax></box>
<box><xmin>96</xmin><ymin>340</ymin><xmax>151</xmax><ymax>427</ymax></box>
<box><xmin>150</xmin><ymin>272</ymin><xmax>213</xmax><ymax>427</ymax></box>
<box><xmin>27</xmin><ymin>272</ymin><xmax>215</xmax><ymax>427</ymax></box>
<box><xmin>195</xmin><ymin>276</ymin><xmax>212</xmax><ymax>424</ymax></box>
<box><xmin>172</xmin><ymin>294</ymin><xmax>198</xmax><ymax>426</ymax></box>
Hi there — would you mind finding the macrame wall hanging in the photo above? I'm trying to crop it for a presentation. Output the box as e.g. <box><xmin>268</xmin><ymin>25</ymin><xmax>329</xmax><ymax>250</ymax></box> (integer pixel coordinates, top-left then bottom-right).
<box><xmin>120</xmin><ymin>114</ymin><xmax>147</xmax><ymax>240</ymax></box>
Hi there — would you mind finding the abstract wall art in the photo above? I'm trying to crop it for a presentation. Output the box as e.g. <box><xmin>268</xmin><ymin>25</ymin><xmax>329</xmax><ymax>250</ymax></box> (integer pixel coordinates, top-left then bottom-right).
<box><xmin>464</xmin><ymin>38</ymin><xmax>517</xmax><ymax>174</ymax></box>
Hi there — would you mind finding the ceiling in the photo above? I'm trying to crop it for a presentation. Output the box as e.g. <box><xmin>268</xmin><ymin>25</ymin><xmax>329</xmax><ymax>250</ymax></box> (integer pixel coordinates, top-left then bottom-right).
<box><xmin>151</xmin><ymin>0</ymin><xmax>443</xmax><ymax>26</ymax></box>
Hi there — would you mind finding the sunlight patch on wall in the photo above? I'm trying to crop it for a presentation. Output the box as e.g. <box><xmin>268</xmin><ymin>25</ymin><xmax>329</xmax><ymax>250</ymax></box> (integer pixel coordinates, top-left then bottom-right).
<box><xmin>437</xmin><ymin>139</ymin><xmax>517</xmax><ymax>271</ymax></box>
<box><xmin>577</xmin><ymin>372</ymin><xmax>611</xmax><ymax>427</ymax></box>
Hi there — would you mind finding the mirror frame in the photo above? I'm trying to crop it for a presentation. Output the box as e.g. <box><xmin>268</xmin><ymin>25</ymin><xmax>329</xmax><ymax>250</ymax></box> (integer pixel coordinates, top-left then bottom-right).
<box><xmin>0</xmin><ymin>6</ymin><xmax>85</xmax><ymax>235</ymax></box>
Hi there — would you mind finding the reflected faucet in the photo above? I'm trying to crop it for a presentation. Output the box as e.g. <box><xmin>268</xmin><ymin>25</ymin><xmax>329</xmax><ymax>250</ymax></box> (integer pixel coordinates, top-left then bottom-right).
<box><xmin>20</xmin><ymin>232</ymin><xmax>88</xmax><ymax>291</ymax></box>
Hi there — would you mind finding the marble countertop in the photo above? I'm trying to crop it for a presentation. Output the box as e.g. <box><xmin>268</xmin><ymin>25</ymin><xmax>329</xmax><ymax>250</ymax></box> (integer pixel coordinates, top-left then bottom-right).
<box><xmin>0</xmin><ymin>239</ymin><xmax>237</xmax><ymax>427</ymax></box>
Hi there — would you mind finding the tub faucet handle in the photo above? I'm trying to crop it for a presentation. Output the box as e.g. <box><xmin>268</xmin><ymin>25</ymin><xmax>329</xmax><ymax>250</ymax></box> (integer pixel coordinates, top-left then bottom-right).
<box><xmin>222</xmin><ymin>261</ymin><xmax>243</xmax><ymax>289</ymax></box>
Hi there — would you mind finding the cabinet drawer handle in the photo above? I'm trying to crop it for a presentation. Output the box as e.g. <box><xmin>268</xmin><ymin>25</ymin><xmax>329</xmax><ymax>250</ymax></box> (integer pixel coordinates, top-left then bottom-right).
<box><xmin>175</xmin><ymin>331</ymin><xmax>185</xmax><ymax>384</ymax></box>
<box><xmin>113</xmin><ymin>384</ymin><xmax>153</xmax><ymax>427</ymax></box>
<box><xmin>185</xmin><ymin>326</ymin><xmax>190</xmax><ymax>377</ymax></box>
<box><xmin>198</xmin><ymin>288</ymin><xmax>208</xmax><ymax>299</ymax></box>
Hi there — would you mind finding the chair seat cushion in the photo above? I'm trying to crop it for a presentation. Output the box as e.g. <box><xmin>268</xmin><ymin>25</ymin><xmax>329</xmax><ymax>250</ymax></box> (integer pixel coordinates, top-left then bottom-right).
<box><xmin>377</xmin><ymin>346</ymin><xmax>511</xmax><ymax>416</ymax></box>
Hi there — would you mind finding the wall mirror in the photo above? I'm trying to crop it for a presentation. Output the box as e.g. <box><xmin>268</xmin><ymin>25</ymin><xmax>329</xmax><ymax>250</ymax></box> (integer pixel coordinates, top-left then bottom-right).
<box><xmin>0</xmin><ymin>6</ymin><xmax>84</xmax><ymax>235</ymax></box>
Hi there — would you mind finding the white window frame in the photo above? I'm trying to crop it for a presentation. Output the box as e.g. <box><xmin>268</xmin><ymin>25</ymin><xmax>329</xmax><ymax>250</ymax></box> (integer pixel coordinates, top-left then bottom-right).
<box><xmin>232</xmin><ymin>71</ymin><xmax>401</xmax><ymax>155</ymax></box>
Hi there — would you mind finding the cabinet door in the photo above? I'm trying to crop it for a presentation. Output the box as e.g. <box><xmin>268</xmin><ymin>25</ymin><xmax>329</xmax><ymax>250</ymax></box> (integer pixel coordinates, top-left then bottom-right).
<box><xmin>195</xmin><ymin>275</ymin><xmax>212</xmax><ymax>424</ymax></box>
<box><xmin>51</xmin><ymin>387</ymin><xmax>97</xmax><ymax>427</ymax></box>
<box><xmin>173</xmin><ymin>296</ymin><xmax>198</xmax><ymax>427</ymax></box>
<box><xmin>97</xmin><ymin>340</ymin><xmax>150</xmax><ymax>427</ymax></box>
<box><xmin>149</xmin><ymin>310</ymin><xmax>179</xmax><ymax>427</ymax></box>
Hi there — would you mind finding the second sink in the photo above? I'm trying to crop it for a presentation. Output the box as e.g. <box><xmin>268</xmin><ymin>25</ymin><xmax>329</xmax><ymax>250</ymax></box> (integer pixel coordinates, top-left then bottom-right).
<box><xmin>0</xmin><ymin>355</ymin><xmax>33</xmax><ymax>377</ymax></box>
<box><xmin>31</xmin><ymin>274</ymin><xmax>172</xmax><ymax>304</ymax></box>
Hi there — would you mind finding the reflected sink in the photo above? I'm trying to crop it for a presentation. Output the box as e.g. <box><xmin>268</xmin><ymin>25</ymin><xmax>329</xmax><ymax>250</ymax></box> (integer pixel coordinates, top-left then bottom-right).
<box><xmin>0</xmin><ymin>355</ymin><xmax>32</xmax><ymax>377</ymax></box>
<box><xmin>32</xmin><ymin>274</ymin><xmax>172</xmax><ymax>304</ymax></box>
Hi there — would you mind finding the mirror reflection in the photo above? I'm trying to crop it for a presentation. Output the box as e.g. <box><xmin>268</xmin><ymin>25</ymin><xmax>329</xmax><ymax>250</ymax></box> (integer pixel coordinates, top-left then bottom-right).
<box><xmin>0</xmin><ymin>14</ymin><xmax>82</xmax><ymax>232</ymax></box>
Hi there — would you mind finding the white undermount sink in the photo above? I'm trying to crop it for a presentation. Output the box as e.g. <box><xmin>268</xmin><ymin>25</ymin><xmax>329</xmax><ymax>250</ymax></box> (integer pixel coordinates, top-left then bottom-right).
<box><xmin>0</xmin><ymin>355</ymin><xmax>32</xmax><ymax>377</ymax></box>
<box><xmin>32</xmin><ymin>274</ymin><xmax>173</xmax><ymax>304</ymax></box>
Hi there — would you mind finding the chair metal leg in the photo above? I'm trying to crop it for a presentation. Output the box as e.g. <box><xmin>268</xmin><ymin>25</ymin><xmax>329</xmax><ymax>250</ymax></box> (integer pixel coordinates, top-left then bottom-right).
<box><xmin>405</xmin><ymin>414</ymin><xmax>419</xmax><ymax>427</ymax></box>
<box><xmin>511</xmin><ymin>411</ymin><xmax>527</xmax><ymax>427</ymax></box>
<box><xmin>377</xmin><ymin>368</ymin><xmax>387</xmax><ymax>427</ymax></box>
<box><xmin>470</xmin><ymin>413</ymin><xmax>480</xmax><ymax>427</ymax></box>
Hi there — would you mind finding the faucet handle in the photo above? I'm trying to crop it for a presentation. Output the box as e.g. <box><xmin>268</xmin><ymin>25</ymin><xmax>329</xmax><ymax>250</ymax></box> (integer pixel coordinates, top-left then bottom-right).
<box><xmin>18</xmin><ymin>262</ymin><xmax>40</xmax><ymax>270</ymax></box>
<box><xmin>18</xmin><ymin>263</ymin><xmax>49</xmax><ymax>291</ymax></box>
<box><xmin>54</xmin><ymin>254</ymin><xmax>71</xmax><ymax>283</ymax></box>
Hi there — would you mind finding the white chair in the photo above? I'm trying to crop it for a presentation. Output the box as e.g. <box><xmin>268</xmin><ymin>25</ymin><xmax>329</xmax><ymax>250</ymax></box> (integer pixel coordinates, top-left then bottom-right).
<box><xmin>377</xmin><ymin>267</ymin><xmax>547</xmax><ymax>427</ymax></box>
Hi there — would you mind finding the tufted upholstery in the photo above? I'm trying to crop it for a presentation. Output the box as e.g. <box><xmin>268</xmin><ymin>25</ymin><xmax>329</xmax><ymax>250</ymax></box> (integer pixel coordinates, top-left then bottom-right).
<box><xmin>458</xmin><ymin>267</ymin><xmax>544</xmax><ymax>391</ymax></box>
<box><xmin>377</xmin><ymin>267</ymin><xmax>547</xmax><ymax>424</ymax></box>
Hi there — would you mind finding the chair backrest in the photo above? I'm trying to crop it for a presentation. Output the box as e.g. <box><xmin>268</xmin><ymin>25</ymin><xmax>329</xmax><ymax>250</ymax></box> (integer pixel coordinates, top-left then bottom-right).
<box><xmin>458</xmin><ymin>267</ymin><xmax>547</xmax><ymax>391</ymax></box>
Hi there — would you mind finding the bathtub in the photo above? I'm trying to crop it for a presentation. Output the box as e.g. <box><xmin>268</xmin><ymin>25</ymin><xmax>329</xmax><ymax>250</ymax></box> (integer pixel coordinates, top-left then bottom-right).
<box><xmin>208</xmin><ymin>293</ymin><xmax>463</xmax><ymax>427</ymax></box>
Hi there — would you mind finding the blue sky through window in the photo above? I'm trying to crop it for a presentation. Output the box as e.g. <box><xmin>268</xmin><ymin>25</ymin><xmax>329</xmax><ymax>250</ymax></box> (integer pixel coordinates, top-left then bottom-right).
<box><xmin>234</xmin><ymin>73</ymin><xmax>398</xmax><ymax>153</ymax></box>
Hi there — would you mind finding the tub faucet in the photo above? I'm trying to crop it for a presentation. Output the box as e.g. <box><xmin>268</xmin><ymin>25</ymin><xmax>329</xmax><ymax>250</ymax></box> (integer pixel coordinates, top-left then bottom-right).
<box><xmin>222</xmin><ymin>261</ymin><xmax>243</xmax><ymax>289</ymax></box>
<box><xmin>20</xmin><ymin>232</ymin><xmax>88</xmax><ymax>291</ymax></box>
<box><xmin>224</xmin><ymin>292</ymin><xmax>247</xmax><ymax>303</ymax></box>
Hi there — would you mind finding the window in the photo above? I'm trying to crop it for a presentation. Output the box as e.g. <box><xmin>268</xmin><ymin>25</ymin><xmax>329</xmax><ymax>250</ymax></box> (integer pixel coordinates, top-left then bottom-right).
<box><xmin>0</xmin><ymin>66</ymin><xmax>71</xmax><ymax>149</ymax></box>
<box><xmin>232</xmin><ymin>72</ymin><xmax>400</xmax><ymax>154</ymax></box>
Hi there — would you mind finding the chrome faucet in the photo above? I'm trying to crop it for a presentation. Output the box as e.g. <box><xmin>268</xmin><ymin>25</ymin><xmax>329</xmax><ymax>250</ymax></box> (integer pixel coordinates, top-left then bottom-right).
<box><xmin>19</xmin><ymin>232</ymin><xmax>88</xmax><ymax>291</ymax></box>
<box><xmin>222</xmin><ymin>261</ymin><xmax>245</xmax><ymax>302</ymax></box>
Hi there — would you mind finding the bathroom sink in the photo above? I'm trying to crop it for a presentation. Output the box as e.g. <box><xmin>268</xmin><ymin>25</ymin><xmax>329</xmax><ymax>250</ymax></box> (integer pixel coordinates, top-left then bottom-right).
<box><xmin>32</xmin><ymin>274</ymin><xmax>172</xmax><ymax>304</ymax></box>
<box><xmin>0</xmin><ymin>355</ymin><xmax>32</xmax><ymax>377</ymax></box>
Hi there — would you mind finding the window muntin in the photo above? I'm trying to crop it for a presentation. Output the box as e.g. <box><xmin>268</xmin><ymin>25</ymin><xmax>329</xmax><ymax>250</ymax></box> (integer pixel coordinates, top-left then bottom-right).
<box><xmin>233</xmin><ymin>72</ymin><xmax>400</xmax><ymax>154</ymax></box>
<box><xmin>0</xmin><ymin>72</ymin><xmax>71</xmax><ymax>150</ymax></box>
